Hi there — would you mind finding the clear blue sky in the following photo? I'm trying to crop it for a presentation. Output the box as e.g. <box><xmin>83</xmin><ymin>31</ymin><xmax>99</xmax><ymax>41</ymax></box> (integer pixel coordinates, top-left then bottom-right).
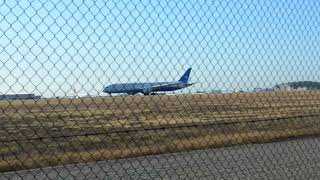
<box><xmin>0</xmin><ymin>0</ymin><xmax>320</xmax><ymax>97</ymax></box>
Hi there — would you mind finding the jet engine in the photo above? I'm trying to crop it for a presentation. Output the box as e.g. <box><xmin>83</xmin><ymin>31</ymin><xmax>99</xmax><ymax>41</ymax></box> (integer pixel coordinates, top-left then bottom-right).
<box><xmin>142</xmin><ymin>86</ymin><xmax>152</xmax><ymax>95</ymax></box>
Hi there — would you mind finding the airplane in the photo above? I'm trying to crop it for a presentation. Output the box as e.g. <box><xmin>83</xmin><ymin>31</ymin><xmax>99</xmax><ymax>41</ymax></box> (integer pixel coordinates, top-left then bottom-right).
<box><xmin>103</xmin><ymin>68</ymin><xmax>195</xmax><ymax>95</ymax></box>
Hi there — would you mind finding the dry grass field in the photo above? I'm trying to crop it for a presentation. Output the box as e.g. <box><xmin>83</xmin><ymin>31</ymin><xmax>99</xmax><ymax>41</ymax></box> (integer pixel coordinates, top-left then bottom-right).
<box><xmin>1</xmin><ymin>91</ymin><xmax>320</xmax><ymax>172</ymax></box>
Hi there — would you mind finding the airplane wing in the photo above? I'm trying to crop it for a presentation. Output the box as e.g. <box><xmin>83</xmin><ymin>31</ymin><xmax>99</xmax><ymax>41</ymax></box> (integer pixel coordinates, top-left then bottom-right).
<box><xmin>149</xmin><ymin>82</ymin><xmax>180</xmax><ymax>91</ymax></box>
<box><xmin>140</xmin><ymin>82</ymin><xmax>181</xmax><ymax>94</ymax></box>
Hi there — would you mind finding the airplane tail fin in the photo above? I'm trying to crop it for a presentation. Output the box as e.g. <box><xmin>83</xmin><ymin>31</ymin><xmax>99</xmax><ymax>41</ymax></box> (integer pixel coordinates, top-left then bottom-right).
<box><xmin>179</xmin><ymin>68</ymin><xmax>192</xmax><ymax>83</ymax></box>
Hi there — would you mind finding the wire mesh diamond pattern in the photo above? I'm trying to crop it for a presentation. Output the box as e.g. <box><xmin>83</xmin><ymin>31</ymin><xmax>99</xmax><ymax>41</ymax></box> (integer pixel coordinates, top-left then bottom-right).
<box><xmin>0</xmin><ymin>0</ymin><xmax>320</xmax><ymax>179</ymax></box>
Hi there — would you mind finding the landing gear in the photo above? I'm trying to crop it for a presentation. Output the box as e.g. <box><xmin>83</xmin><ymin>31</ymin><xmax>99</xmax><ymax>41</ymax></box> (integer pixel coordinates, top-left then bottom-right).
<box><xmin>143</xmin><ymin>92</ymin><xmax>156</xmax><ymax>96</ymax></box>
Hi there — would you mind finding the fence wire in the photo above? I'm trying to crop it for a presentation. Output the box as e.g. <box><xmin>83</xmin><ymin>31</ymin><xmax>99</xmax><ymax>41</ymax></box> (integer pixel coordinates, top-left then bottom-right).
<box><xmin>1</xmin><ymin>0</ymin><xmax>320</xmax><ymax>179</ymax></box>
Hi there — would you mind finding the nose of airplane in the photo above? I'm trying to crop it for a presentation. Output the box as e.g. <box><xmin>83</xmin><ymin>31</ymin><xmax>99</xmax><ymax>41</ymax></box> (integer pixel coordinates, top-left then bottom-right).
<box><xmin>103</xmin><ymin>86</ymin><xmax>111</xmax><ymax>93</ymax></box>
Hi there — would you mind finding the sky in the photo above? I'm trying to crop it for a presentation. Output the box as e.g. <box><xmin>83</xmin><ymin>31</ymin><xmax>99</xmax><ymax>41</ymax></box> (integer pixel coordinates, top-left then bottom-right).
<box><xmin>0</xmin><ymin>0</ymin><xmax>320</xmax><ymax>97</ymax></box>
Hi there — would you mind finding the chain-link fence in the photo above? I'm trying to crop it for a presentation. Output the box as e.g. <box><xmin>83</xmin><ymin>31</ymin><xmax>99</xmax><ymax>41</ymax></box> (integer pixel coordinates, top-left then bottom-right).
<box><xmin>1</xmin><ymin>0</ymin><xmax>320</xmax><ymax>179</ymax></box>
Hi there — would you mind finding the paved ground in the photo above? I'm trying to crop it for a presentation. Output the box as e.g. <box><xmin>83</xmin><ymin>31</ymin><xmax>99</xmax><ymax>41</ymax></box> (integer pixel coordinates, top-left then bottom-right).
<box><xmin>1</xmin><ymin>136</ymin><xmax>320</xmax><ymax>179</ymax></box>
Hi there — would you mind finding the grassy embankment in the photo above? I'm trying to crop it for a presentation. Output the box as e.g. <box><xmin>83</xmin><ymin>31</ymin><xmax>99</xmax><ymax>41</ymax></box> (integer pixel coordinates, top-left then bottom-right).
<box><xmin>1</xmin><ymin>91</ymin><xmax>320</xmax><ymax>172</ymax></box>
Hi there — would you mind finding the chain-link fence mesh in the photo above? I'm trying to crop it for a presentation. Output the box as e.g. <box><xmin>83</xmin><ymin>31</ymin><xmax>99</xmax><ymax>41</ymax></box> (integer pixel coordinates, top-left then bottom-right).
<box><xmin>1</xmin><ymin>0</ymin><xmax>320</xmax><ymax>179</ymax></box>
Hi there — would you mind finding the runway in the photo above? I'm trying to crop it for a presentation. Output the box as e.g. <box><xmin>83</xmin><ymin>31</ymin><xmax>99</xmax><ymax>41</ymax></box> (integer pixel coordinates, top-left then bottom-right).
<box><xmin>2</xmin><ymin>136</ymin><xmax>320</xmax><ymax>179</ymax></box>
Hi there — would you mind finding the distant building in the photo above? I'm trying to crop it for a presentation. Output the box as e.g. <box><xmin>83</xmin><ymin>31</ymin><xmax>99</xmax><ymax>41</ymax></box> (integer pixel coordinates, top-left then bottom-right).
<box><xmin>211</xmin><ymin>90</ymin><xmax>222</xmax><ymax>94</ymax></box>
<box><xmin>0</xmin><ymin>94</ymin><xmax>41</xmax><ymax>100</ymax></box>
<box><xmin>254</xmin><ymin>88</ymin><xmax>273</xmax><ymax>92</ymax></box>
<box><xmin>253</xmin><ymin>88</ymin><xmax>263</xmax><ymax>92</ymax></box>
<box><xmin>196</xmin><ymin>91</ymin><xmax>204</xmax><ymax>93</ymax></box>
<box><xmin>274</xmin><ymin>81</ymin><xmax>320</xmax><ymax>91</ymax></box>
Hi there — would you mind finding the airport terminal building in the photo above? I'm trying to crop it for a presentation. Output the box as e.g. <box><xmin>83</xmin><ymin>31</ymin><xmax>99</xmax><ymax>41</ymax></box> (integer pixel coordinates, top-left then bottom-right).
<box><xmin>274</xmin><ymin>81</ymin><xmax>320</xmax><ymax>91</ymax></box>
<box><xmin>0</xmin><ymin>94</ymin><xmax>41</xmax><ymax>100</ymax></box>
